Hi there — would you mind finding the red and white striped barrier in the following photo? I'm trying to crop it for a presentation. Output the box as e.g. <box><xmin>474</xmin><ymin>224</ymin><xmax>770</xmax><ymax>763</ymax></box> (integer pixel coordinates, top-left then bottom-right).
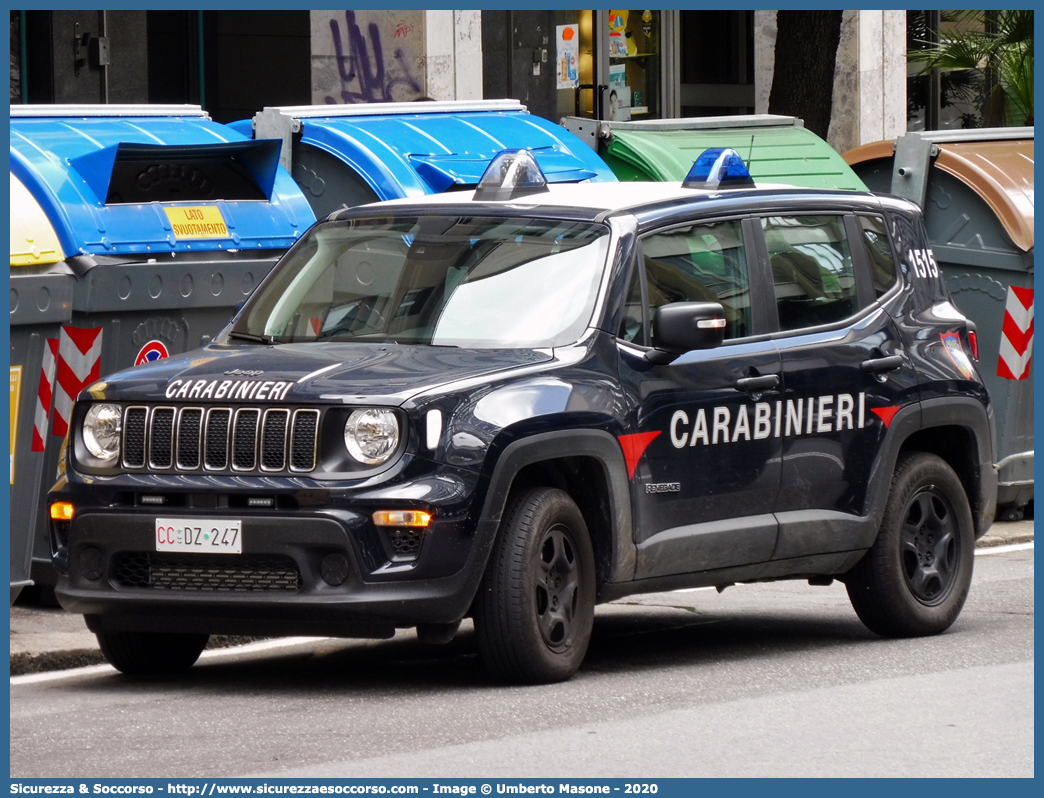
<box><xmin>31</xmin><ymin>338</ymin><xmax>59</xmax><ymax>452</ymax></box>
<box><xmin>997</xmin><ymin>286</ymin><xmax>1034</xmax><ymax>380</ymax></box>
<box><xmin>52</xmin><ymin>326</ymin><xmax>104</xmax><ymax>438</ymax></box>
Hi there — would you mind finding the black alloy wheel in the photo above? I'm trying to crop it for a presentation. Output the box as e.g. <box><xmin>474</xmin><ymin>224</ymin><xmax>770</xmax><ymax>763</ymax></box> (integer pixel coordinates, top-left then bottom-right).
<box><xmin>534</xmin><ymin>524</ymin><xmax>582</xmax><ymax>651</ymax></box>
<box><xmin>899</xmin><ymin>487</ymin><xmax>961</xmax><ymax>605</ymax></box>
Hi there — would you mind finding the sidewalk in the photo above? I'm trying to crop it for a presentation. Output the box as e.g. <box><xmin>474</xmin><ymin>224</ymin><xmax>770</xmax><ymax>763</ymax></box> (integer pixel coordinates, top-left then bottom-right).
<box><xmin>10</xmin><ymin>519</ymin><xmax>1033</xmax><ymax>677</ymax></box>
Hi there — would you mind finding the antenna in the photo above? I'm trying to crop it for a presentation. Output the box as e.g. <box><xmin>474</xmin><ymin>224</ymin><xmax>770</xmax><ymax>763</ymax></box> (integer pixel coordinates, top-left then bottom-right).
<box><xmin>747</xmin><ymin>134</ymin><xmax>755</xmax><ymax>171</ymax></box>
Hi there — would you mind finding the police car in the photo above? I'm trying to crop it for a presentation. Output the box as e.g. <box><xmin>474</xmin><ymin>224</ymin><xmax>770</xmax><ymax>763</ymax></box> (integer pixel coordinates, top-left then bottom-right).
<box><xmin>49</xmin><ymin>148</ymin><xmax>997</xmax><ymax>683</ymax></box>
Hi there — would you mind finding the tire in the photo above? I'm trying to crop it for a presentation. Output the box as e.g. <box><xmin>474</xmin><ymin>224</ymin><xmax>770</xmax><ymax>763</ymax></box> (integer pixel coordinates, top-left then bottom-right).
<box><xmin>97</xmin><ymin>631</ymin><xmax>209</xmax><ymax>675</ymax></box>
<box><xmin>846</xmin><ymin>452</ymin><xmax>974</xmax><ymax>637</ymax></box>
<box><xmin>474</xmin><ymin>487</ymin><xmax>596</xmax><ymax>684</ymax></box>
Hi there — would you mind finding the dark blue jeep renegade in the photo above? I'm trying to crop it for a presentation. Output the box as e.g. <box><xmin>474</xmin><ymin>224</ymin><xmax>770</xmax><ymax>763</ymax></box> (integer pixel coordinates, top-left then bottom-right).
<box><xmin>49</xmin><ymin>150</ymin><xmax>997</xmax><ymax>683</ymax></box>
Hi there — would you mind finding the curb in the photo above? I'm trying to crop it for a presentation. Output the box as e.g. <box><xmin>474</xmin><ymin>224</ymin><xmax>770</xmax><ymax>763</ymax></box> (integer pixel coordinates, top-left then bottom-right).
<box><xmin>976</xmin><ymin>532</ymin><xmax>1034</xmax><ymax>548</ymax></box>
<box><xmin>10</xmin><ymin>634</ymin><xmax>268</xmax><ymax>678</ymax></box>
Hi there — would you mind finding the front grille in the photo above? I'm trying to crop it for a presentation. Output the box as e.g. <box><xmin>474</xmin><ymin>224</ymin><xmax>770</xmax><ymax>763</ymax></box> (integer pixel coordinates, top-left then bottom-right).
<box><xmin>205</xmin><ymin>409</ymin><xmax>231</xmax><ymax>470</ymax></box>
<box><xmin>177</xmin><ymin>408</ymin><xmax>203</xmax><ymax>469</ymax></box>
<box><xmin>149</xmin><ymin>408</ymin><xmax>175</xmax><ymax>468</ymax></box>
<box><xmin>111</xmin><ymin>551</ymin><xmax>301</xmax><ymax>592</ymax></box>
<box><xmin>122</xmin><ymin>408</ymin><xmax>147</xmax><ymax>468</ymax></box>
<box><xmin>233</xmin><ymin>409</ymin><xmax>260</xmax><ymax>471</ymax></box>
<box><xmin>290</xmin><ymin>410</ymin><xmax>320</xmax><ymax>472</ymax></box>
<box><xmin>260</xmin><ymin>410</ymin><xmax>289</xmax><ymax>471</ymax></box>
<box><xmin>120</xmin><ymin>405</ymin><xmax>319</xmax><ymax>474</ymax></box>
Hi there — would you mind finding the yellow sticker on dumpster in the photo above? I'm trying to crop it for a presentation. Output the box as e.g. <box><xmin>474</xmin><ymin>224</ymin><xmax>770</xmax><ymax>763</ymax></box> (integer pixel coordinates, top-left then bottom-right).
<box><xmin>10</xmin><ymin>366</ymin><xmax>22</xmax><ymax>485</ymax></box>
<box><xmin>164</xmin><ymin>206</ymin><xmax>230</xmax><ymax>239</ymax></box>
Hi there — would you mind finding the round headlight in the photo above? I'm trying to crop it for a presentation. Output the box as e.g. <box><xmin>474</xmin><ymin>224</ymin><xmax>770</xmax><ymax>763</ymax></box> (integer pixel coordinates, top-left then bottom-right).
<box><xmin>83</xmin><ymin>404</ymin><xmax>122</xmax><ymax>461</ymax></box>
<box><xmin>344</xmin><ymin>408</ymin><xmax>400</xmax><ymax>465</ymax></box>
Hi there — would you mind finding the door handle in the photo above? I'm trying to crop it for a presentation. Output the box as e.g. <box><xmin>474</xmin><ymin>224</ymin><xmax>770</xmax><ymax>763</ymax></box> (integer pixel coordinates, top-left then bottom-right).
<box><xmin>861</xmin><ymin>355</ymin><xmax>903</xmax><ymax>374</ymax></box>
<box><xmin>736</xmin><ymin>374</ymin><xmax>780</xmax><ymax>391</ymax></box>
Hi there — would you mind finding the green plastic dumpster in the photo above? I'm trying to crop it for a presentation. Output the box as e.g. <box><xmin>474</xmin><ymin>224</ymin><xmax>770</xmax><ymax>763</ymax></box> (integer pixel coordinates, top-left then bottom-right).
<box><xmin>845</xmin><ymin>128</ymin><xmax>1034</xmax><ymax>519</ymax></box>
<box><xmin>9</xmin><ymin>104</ymin><xmax>316</xmax><ymax>599</ymax></box>
<box><xmin>559</xmin><ymin>113</ymin><xmax>867</xmax><ymax>190</ymax></box>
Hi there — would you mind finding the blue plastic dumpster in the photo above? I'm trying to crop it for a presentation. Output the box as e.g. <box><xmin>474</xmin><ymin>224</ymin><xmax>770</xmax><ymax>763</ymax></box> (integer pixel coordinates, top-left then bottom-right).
<box><xmin>235</xmin><ymin>100</ymin><xmax>617</xmax><ymax>218</ymax></box>
<box><xmin>10</xmin><ymin>104</ymin><xmax>316</xmax><ymax>599</ymax></box>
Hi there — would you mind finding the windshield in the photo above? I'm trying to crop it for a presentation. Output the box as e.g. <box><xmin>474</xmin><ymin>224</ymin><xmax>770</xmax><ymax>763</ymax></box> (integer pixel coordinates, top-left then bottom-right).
<box><xmin>234</xmin><ymin>215</ymin><xmax>610</xmax><ymax>348</ymax></box>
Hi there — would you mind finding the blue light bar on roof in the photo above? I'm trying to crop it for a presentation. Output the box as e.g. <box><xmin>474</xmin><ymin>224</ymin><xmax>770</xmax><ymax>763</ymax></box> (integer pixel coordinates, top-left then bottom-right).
<box><xmin>683</xmin><ymin>148</ymin><xmax>755</xmax><ymax>190</ymax></box>
<box><xmin>473</xmin><ymin>149</ymin><xmax>550</xmax><ymax>201</ymax></box>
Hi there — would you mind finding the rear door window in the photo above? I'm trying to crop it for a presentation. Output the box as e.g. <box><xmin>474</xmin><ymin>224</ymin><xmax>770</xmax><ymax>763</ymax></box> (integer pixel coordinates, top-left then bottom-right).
<box><xmin>857</xmin><ymin>214</ymin><xmax>899</xmax><ymax>297</ymax></box>
<box><xmin>763</xmin><ymin>215</ymin><xmax>858</xmax><ymax>331</ymax></box>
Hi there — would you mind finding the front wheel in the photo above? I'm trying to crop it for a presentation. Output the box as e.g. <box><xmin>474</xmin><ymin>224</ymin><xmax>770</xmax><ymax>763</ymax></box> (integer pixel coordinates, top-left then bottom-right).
<box><xmin>97</xmin><ymin>631</ymin><xmax>209</xmax><ymax>675</ymax></box>
<box><xmin>474</xmin><ymin>487</ymin><xmax>596</xmax><ymax>684</ymax></box>
<box><xmin>846</xmin><ymin>452</ymin><xmax>974</xmax><ymax>637</ymax></box>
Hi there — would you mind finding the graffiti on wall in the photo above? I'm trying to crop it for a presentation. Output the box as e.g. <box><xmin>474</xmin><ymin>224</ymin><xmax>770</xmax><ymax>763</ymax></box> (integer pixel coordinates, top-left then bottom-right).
<box><xmin>323</xmin><ymin>11</ymin><xmax>422</xmax><ymax>104</ymax></box>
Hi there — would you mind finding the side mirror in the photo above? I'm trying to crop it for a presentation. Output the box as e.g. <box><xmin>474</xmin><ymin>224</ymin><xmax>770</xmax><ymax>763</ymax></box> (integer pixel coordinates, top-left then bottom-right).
<box><xmin>646</xmin><ymin>301</ymin><xmax>726</xmax><ymax>365</ymax></box>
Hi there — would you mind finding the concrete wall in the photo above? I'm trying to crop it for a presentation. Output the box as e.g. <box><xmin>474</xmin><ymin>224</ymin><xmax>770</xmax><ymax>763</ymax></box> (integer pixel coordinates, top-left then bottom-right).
<box><xmin>754</xmin><ymin>9</ymin><xmax>906</xmax><ymax>151</ymax></box>
<box><xmin>311</xmin><ymin>10</ymin><xmax>481</xmax><ymax>105</ymax></box>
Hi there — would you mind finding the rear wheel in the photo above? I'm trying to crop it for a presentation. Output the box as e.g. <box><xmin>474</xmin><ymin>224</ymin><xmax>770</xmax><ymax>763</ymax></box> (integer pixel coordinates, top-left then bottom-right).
<box><xmin>846</xmin><ymin>452</ymin><xmax>974</xmax><ymax>637</ymax></box>
<box><xmin>474</xmin><ymin>487</ymin><xmax>595</xmax><ymax>684</ymax></box>
<box><xmin>97</xmin><ymin>631</ymin><xmax>209</xmax><ymax>675</ymax></box>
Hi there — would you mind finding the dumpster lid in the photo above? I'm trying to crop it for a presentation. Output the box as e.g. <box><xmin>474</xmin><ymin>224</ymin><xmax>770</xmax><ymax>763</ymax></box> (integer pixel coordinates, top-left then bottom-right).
<box><xmin>10</xmin><ymin>103</ymin><xmax>210</xmax><ymax>119</ymax></box>
<box><xmin>935</xmin><ymin>138</ymin><xmax>1034</xmax><ymax>252</ymax></box>
<box><xmin>562</xmin><ymin>113</ymin><xmax>866</xmax><ymax>191</ymax></box>
<box><xmin>10</xmin><ymin>172</ymin><xmax>64</xmax><ymax>267</ymax></box>
<box><xmin>253</xmin><ymin>101</ymin><xmax>616</xmax><ymax>200</ymax></box>
<box><xmin>10</xmin><ymin>108</ymin><xmax>314</xmax><ymax>258</ymax></box>
<box><xmin>844</xmin><ymin>128</ymin><xmax>1034</xmax><ymax>252</ymax></box>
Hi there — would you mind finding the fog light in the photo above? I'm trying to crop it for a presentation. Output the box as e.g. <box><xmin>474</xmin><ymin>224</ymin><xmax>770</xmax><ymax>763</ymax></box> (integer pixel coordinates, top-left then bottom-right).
<box><xmin>320</xmin><ymin>553</ymin><xmax>350</xmax><ymax>586</ymax></box>
<box><xmin>50</xmin><ymin>502</ymin><xmax>74</xmax><ymax>521</ymax></box>
<box><xmin>248</xmin><ymin>497</ymin><xmax>275</xmax><ymax>508</ymax></box>
<box><xmin>372</xmin><ymin>510</ymin><xmax>431</xmax><ymax>527</ymax></box>
<box><xmin>78</xmin><ymin>547</ymin><xmax>104</xmax><ymax>581</ymax></box>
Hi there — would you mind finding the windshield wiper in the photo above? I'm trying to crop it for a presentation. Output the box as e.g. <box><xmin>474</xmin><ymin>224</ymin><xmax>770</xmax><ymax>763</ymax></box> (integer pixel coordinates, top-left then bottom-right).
<box><xmin>227</xmin><ymin>330</ymin><xmax>277</xmax><ymax>345</ymax></box>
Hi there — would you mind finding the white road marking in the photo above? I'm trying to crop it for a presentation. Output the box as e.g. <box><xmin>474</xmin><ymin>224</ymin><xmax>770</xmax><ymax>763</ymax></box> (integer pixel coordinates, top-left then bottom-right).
<box><xmin>975</xmin><ymin>541</ymin><xmax>1033</xmax><ymax>556</ymax></box>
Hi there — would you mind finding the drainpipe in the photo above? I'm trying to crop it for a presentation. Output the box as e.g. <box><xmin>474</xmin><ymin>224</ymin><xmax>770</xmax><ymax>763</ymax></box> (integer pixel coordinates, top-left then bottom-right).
<box><xmin>198</xmin><ymin>11</ymin><xmax>206</xmax><ymax>109</ymax></box>
<box><xmin>101</xmin><ymin>10</ymin><xmax>109</xmax><ymax>103</ymax></box>
<box><xmin>20</xmin><ymin>10</ymin><xmax>28</xmax><ymax>102</ymax></box>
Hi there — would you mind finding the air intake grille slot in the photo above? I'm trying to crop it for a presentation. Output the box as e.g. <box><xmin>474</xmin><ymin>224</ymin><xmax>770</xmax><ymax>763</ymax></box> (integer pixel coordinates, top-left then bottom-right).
<box><xmin>205</xmin><ymin>409</ymin><xmax>231</xmax><ymax>470</ymax></box>
<box><xmin>149</xmin><ymin>408</ymin><xmax>175</xmax><ymax>469</ymax></box>
<box><xmin>177</xmin><ymin>409</ymin><xmax>203</xmax><ymax>469</ymax></box>
<box><xmin>119</xmin><ymin>405</ymin><xmax>318</xmax><ymax>474</ymax></box>
<box><xmin>111</xmin><ymin>552</ymin><xmax>301</xmax><ymax>592</ymax></box>
<box><xmin>232</xmin><ymin>409</ymin><xmax>261</xmax><ymax>471</ymax></box>
<box><xmin>290</xmin><ymin>410</ymin><xmax>320</xmax><ymax>472</ymax></box>
<box><xmin>122</xmin><ymin>408</ymin><xmax>147</xmax><ymax>468</ymax></box>
<box><xmin>260</xmin><ymin>410</ymin><xmax>289</xmax><ymax>471</ymax></box>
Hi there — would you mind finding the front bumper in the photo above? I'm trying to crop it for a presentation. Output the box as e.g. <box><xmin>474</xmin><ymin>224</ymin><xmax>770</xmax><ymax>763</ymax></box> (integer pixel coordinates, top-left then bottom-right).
<box><xmin>51</xmin><ymin>467</ymin><xmax>498</xmax><ymax>636</ymax></box>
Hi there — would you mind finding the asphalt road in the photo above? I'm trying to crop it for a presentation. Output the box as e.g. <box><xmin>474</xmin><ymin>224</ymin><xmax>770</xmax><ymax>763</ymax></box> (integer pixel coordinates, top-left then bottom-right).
<box><xmin>10</xmin><ymin>545</ymin><xmax>1033</xmax><ymax>778</ymax></box>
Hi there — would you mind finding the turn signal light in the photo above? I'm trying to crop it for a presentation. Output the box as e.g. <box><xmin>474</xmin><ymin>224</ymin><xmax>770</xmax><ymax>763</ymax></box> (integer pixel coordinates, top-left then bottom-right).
<box><xmin>372</xmin><ymin>510</ymin><xmax>432</xmax><ymax>528</ymax></box>
<box><xmin>50</xmin><ymin>502</ymin><xmax>74</xmax><ymax>521</ymax></box>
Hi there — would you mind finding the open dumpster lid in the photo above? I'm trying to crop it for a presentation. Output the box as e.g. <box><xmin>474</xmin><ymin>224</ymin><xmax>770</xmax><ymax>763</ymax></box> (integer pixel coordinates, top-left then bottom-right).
<box><xmin>561</xmin><ymin>113</ymin><xmax>867</xmax><ymax>192</ymax></box>
<box><xmin>10</xmin><ymin>105</ymin><xmax>314</xmax><ymax>258</ymax></box>
<box><xmin>10</xmin><ymin>172</ymin><xmax>64</xmax><ymax>267</ymax></box>
<box><xmin>251</xmin><ymin>100</ymin><xmax>616</xmax><ymax>203</ymax></box>
<box><xmin>844</xmin><ymin>128</ymin><xmax>1034</xmax><ymax>252</ymax></box>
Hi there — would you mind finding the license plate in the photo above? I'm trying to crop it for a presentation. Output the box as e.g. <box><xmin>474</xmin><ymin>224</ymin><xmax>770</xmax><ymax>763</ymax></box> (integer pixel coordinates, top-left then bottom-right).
<box><xmin>156</xmin><ymin>518</ymin><xmax>242</xmax><ymax>554</ymax></box>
